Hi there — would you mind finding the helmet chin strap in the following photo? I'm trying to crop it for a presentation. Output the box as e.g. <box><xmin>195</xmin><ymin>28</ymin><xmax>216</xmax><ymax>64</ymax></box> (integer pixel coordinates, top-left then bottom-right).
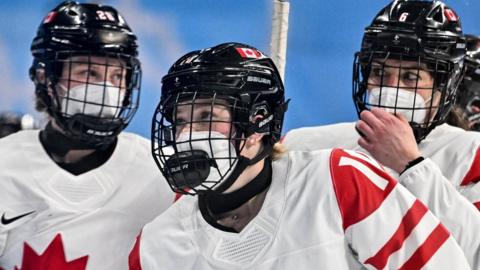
<box><xmin>65</xmin><ymin>114</ymin><xmax>124</xmax><ymax>144</ymax></box>
<box><xmin>40</xmin><ymin>121</ymin><xmax>115</xmax><ymax>157</ymax></box>
<box><xmin>211</xmin><ymin>143</ymin><xmax>273</xmax><ymax>194</ymax></box>
<box><xmin>203</xmin><ymin>156</ymin><xmax>272</xmax><ymax>216</ymax></box>
<box><xmin>198</xmin><ymin>144</ymin><xmax>274</xmax><ymax>229</ymax></box>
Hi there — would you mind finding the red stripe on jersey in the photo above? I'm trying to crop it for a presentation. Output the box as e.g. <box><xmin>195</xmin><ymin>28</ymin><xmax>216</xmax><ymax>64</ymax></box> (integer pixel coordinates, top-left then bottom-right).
<box><xmin>330</xmin><ymin>148</ymin><xmax>397</xmax><ymax>230</ymax></box>
<box><xmin>461</xmin><ymin>147</ymin><xmax>480</xmax><ymax>186</ymax></box>
<box><xmin>364</xmin><ymin>200</ymin><xmax>428</xmax><ymax>269</ymax></box>
<box><xmin>474</xmin><ymin>201</ymin><xmax>480</xmax><ymax>211</ymax></box>
<box><xmin>174</xmin><ymin>193</ymin><xmax>183</xmax><ymax>202</ymax></box>
<box><xmin>129</xmin><ymin>232</ymin><xmax>143</xmax><ymax>270</ymax></box>
<box><xmin>398</xmin><ymin>224</ymin><xmax>450</xmax><ymax>270</ymax></box>
<box><xmin>175</xmin><ymin>188</ymin><xmax>193</xmax><ymax>201</ymax></box>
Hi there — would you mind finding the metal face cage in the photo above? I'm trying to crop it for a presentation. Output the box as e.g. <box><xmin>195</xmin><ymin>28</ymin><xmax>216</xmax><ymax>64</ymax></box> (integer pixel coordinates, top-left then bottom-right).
<box><xmin>38</xmin><ymin>50</ymin><xmax>141</xmax><ymax>145</ymax></box>
<box><xmin>152</xmin><ymin>91</ymin><xmax>250</xmax><ymax>195</ymax></box>
<box><xmin>353</xmin><ymin>51</ymin><xmax>458</xmax><ymax>141</ymax></box>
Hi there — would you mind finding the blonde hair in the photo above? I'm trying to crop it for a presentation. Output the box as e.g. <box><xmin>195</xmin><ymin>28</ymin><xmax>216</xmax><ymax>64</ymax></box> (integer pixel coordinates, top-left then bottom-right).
<box><xmin>272</xmin><ymin>142</ymin><xmax>287</xmax><ymax>161</ymax></box>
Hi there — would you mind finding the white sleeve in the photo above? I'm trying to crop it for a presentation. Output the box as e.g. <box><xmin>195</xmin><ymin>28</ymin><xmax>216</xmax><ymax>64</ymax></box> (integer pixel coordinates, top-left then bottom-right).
<box><xmin>456</xmin><ymin>145</ymin><xmax>480</xmax><ymax>209</ymax></box>
<box><xmin>399</xmin><ymin>158</ymin><xmax>480</xmax><ymax>269</ymax></box>
<box><xmin>282</xmin><ymin>123</ymin><xmax>359</xmax><ymax>151</ymax></box>
<box><xmin>460</xmin><ymin>184</ymin><xmax>480</xmax><ymax>210</ymax></box>
<box><xmin>330</xmin><ymin>149</ymin><xmax>471</xmax><ymax>269</ymax></box>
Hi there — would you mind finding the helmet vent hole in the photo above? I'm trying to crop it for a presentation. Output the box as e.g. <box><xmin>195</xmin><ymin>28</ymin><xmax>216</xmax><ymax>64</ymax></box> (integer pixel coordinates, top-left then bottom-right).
<box><xmin>431</xmin><ymin>6</ymin><xmax>443</xmax><ymax>23</ymax></box>
<box><xmin>219</xmin><ymin>78</ymin><xmax>241</xmax><ymax>87</ymax></box>
<box><xmin>66</xmin><ymin>9</ymin><xmax>79</xmax><ymax>17</ymax></box>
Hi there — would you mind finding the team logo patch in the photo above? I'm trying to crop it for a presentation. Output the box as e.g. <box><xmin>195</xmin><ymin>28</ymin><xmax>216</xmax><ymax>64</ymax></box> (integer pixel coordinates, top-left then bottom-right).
<box><xmin>444</xmin><ymin>9</ymin><xmax>458</xmax><ymax>22</ymax></box>
<box><xmin>15</xmin><ymin>234</ymin><xmax>88</xmax><ymax>270</ymax></box>
<box><xmin>235</xmin><ymin>48</ymin><xmax>265</xmax><ymax>59</ymax></box>
<box><xmin>1</xmin><ymin>211</ymin><xmax>35</xmax><ymax>225</ymax></box>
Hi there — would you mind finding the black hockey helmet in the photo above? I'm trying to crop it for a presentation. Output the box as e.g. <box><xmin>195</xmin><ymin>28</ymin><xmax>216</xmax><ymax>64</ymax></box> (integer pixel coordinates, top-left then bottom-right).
<box><xmin>152</xmin><ymin>42</ymin><xmax>288</xmax><ymax>194</ymax></box>
<box><xmin>353</xmin><ymin>0</ymin><xmax>466</xmax><ymax>142</ymax></box>
<box><xmin>30</xmin><ymin>1</ymin><xmax>141</xmax><ymax>147</ymax></box>
<box><xmin>456</xmin><ymin>35</ymin><xmax>480</xmax><ymax>130</ymax></box>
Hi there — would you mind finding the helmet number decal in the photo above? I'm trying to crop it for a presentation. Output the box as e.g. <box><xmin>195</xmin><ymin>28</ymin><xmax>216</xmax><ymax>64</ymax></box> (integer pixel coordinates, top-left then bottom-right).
<box><xmin>399</xmin><ymin>12</ymin><xmax>409</xmax><ymax>22</ymax></box>
<box><xmin>96</xmin><ymin>10</ymin><xmax>116</xmax><ymax>22</ymax></box>
<box><xmin>444</xmin><ymin>9</ymin><xmax>458</xmax><ymax>22</ymax></box>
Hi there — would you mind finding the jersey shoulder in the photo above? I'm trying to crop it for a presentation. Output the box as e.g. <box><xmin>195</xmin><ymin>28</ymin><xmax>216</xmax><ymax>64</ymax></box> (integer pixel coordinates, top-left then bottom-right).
<box><xmin>135</xmin><ymin>197</ymin><xmax>198</xmax><ymax>269</ymax></box>
<box><xmin>0</xmin><ymin>130</ymin><xmax>39</xmax><ymax>154</ymax></box>
<box><xmin>140</xmin><ymin>195</ymin><xmax>197</xmax><ymax>249</ymax></box>
<box><xmin>117</xmin><ymin>131</ymin><xmax>150</xmax><ymax>153</ymax></box>
<box><xmin>425</xmin><ymin>126</ymin><xmax>480</xmax><ymax>186</ymax></box>
<box><xmin>328</xmin><ymin>148</ymin><xmax>399</xmax><ymax>230</ymax></box>
<box><xmin>280</xmin><ymin>147</ymin><xmax>398</xmax><ymax>230</ymax></box>
<box><xmin>114</xmin><ymin>132</ymin><xmax>155</xmax><ymax>169</ymax></box>
<box><xmin>456</xmin><ymin>131</ymin><xmax>480</xmax><ymax>187</ymax></box>
<box><xmin>0</xmin><ymin>130</ymin><xmax>43</xmax><ymax>173</ymax></box>
<box><xmin>283</xmin><ymin>122</ymin><xmax>358</xmax><ymax>151</ymax></box>
<box><xmin>114</xmin><ymin>131</ymin><xmax>175</xmax><ymax>204</ymax></box>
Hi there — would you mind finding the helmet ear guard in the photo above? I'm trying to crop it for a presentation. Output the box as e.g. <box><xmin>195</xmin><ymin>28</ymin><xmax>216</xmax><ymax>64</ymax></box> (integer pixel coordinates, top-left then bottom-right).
<box><xmin>247</xmin><ymin>99</ymin><xmax>289</xmax><ymax>146</ymax></box>
<box><xmin>248</xmin><ymin>103</ymin><xmax>272</xmax><ymax>135</ymax></box>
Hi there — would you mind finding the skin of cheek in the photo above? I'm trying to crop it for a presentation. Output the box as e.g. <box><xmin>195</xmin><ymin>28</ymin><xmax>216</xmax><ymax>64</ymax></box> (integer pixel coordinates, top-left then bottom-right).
<box><xmin>214</xmin><ymin>122</ymin><xmax>234</xmax><ymax>138</ymax></box>
<box><xmin>213</xmin><ymin>122</ymin><xmax>257</xmax><ymax>159</ymax></box>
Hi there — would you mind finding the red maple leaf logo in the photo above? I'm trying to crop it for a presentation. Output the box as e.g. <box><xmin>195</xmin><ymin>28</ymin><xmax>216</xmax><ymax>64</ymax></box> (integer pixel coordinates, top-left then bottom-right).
<box><xmin>14</xmin><ymin>234</ymin><xmax>88</xmax><ymax>270</ymax></box>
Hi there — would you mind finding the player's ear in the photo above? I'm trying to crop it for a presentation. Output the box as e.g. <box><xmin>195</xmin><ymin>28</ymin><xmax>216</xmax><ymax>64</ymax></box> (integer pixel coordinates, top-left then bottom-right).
<box><xmin>30</xmin><ymin>63</ymin><xmax>46</xmax><ymax>85</ymax></box>
<box><xmin>36</xmin><ymin>68</ymin><xmax>45</xmax><ymax>83</ymax></box>
<box><xmin>246</xmin><ymin>132</ymin><xmax>264</xmax><ymax>147</ymax></box>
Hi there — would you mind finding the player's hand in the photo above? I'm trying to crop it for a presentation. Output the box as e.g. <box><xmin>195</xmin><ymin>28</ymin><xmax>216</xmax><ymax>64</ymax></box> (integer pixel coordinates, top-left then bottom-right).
<box><xmin>355</xmin><ymin>108</ymin><xmax>421</xmax><ymax>174</ymax></box>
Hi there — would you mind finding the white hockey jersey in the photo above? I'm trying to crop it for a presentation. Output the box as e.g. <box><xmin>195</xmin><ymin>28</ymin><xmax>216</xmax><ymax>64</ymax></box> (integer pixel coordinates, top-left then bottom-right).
<box><xmin>129</xmin><ymin>149</ymin><xmax>470</xmax><ymax>270</ymax></box>
<box><xmin>0</xmin><ymin>130</ymin><xmax>175</xmax><ymax>270</ymax></box>
<box><xmin>283</xmin><ymin>122</ymin><xmax>480</xmax><ymax>268</ymax></box>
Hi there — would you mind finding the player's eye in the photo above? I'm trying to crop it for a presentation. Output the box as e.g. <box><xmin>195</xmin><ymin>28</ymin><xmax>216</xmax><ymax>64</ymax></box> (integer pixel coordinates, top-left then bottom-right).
<box><xmin>110</xmin><ymin>69</ymin><xmax>125</xmax><ymax>86</ymax></box>
<box><xmin>174</xmin><ymin>115</ymin><xmax>187</xmax><ymax>125</ymax></box>
<box><xmin>402</xmin><ymin>71</ymin><xmax>421</xmax><ymax>82</ymax></box>
<box><xmin>199</xmin><ymin>111</ymin><xmax>212</xmax><ymax>121</ymax></box>
<box><xmin>371</xmin><ymin>67</ymin><xmax>385</xmax><ymax>77</ymax></box>
<box><xmin>73</xmin><ymin>68</ymin><xmax>100</xmax><ymax>82</ymax></box>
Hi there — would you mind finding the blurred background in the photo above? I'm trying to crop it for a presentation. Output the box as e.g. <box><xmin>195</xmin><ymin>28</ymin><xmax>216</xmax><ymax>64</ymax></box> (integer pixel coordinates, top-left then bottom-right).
<box><xmin>0</xmin><ymin>0</ymin><xmax>479</xmax><ymax>138</ymax></box>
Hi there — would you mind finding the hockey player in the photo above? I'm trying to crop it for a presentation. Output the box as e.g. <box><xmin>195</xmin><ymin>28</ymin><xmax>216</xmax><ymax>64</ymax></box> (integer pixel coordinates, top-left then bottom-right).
<box><xmin>0</xmin><ymin>2</ymin><xmax>174</xmax><ymax>269</ymax></box>
<box><xmin>456</xmin><ymin>34</ymin><xmax>480</xmax><ymax>131</ymax></box>
<box><xmin>283</xmin><ymin>0</ymin><xmax>480</xmax><ymax>268</ymax></box>
<box><xmin>129</xmin><ymin>42</ymin><xmax>470</xmax><ymax>269</ymax></box>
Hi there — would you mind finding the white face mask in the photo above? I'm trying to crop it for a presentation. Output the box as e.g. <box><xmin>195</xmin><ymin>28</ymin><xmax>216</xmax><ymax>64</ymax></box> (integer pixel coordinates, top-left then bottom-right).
<box><xmin>368</xmin><ymin>87</ymin><xmax>430</xmax><ymax>123</ymax></box>
<box><xmin>174</xmin><ymin>131</ymin><xmax>237</xmax><ymax>190</ymax></box>
<box><xmin>59</xmin><ymin>82</ymin><xmax>125</xmax><ymax>117</ymax></box>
